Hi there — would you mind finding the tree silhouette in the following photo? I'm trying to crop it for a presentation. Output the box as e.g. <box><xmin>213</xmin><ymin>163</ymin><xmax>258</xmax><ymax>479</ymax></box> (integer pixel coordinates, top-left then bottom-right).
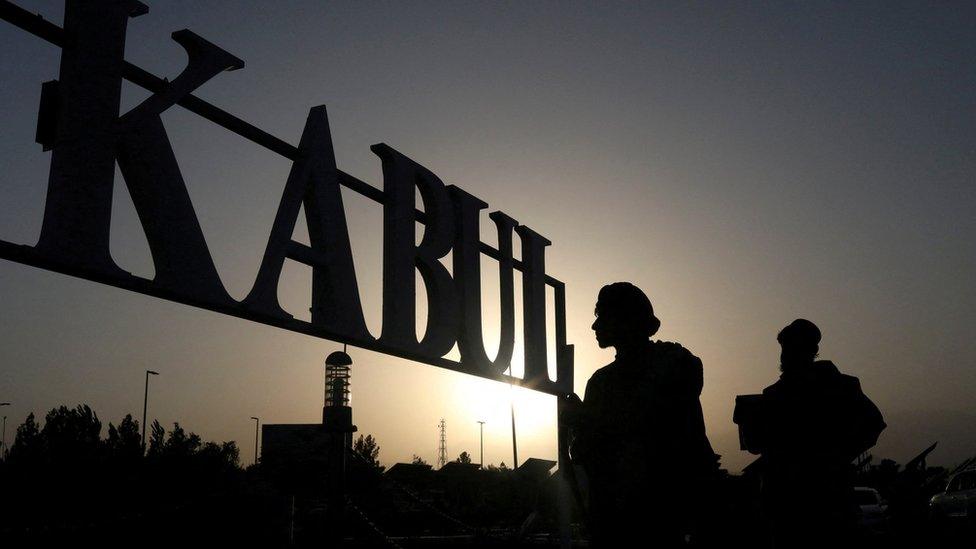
<box><xmin>198</xmin><ymin>440</ymin><xmax>240</xmax><ymax>468</ymax></box>
<box><xmin>105</xmin><ymin>414</ymin><xmax>141</xmax><ymax>461</ymax></box>
<box><xmin>411</xmin><ymin>454</ymin><xmax>430</xmax><ymax>467</ymax></box>
<box><xmin>354</xmin><ymin>434</ymin><xmax>383</xmax><ymax>472</ymax></box>
<box><xmin>162</xmin><ymin>422</ymin><xmax>202</xmax><ymax>458</ymax></box>
<box><xmin>147</xmin><ymin>419</ymin><xmax>166</xmax><ymax>456</ymax></box>
<box><xmin>41</xmin><ymin>404</ymin><xmax>102</xmax><ymax>465</ymax></box>
<box><xmin>0</xmin><ymin>403</ymin><xmax>250</xmax><ymax>545</ymax></box>
<box><xmin>456</xmin><ymin>451</ymin><xmax>472</xmax><ymax>464</ymax></box>
<box><xmin>7</xmin><ymin>412</ymin><xmax>42</xmax><ymax>464</ymax></box>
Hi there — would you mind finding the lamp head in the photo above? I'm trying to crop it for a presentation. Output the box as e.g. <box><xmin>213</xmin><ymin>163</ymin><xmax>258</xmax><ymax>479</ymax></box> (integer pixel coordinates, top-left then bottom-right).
<box><xmin>325</xmin><ymin>351</ymin><xmax>353</xmax><ymax>366</ymax></box>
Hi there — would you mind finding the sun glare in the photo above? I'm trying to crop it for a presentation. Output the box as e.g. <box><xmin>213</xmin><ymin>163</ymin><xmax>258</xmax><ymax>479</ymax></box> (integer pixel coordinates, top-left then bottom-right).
<box><xmin>449</xmin><ymin>349</ymin><xmax>559</xmax><ymax>459</ymax></box>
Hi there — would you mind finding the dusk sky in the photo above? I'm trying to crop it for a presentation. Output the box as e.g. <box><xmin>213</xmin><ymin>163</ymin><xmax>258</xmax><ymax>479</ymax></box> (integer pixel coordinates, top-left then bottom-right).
<box><xmin>1</xmin><ymin>1</ymin><xmax>974</xmax><ymax>472</ymax></box>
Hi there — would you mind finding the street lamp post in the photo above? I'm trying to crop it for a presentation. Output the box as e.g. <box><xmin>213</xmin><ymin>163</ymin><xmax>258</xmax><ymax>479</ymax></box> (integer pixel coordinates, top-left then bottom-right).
<box><xmin>1</xmin><ymin>402</ymin><xmax>10</xmax><ymax>460</ymax></box>
<box><xmin>250</xmin><ymin>416</ymin><xmax>260</xmax><ymax>465</ymax></box>
<box><xmin>510</xmin><ymin>399</ymin><xmax>518</xmax><ymax>469</ymax></box>
<box><xmin>477</xmin><ymin>420</ymin><xmax>485</xmax><ymax>469</ymax></box>
<box><xmin>142</xmin><ymin>370</ymin><xmax>159</xmax><ymax>450</ymax></box>
<box><xmin>324</xmin><ymin>350</ymin><xmax>356</xmax><ymax>545</ymax></box>
<box><xmin>507</xmin><ymin>366</ymin><xmax>518</xmax><ymax>469</ymax></box>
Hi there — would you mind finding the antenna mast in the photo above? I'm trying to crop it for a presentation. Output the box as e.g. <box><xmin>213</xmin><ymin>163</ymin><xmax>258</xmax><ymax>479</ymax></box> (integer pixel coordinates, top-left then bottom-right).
<box><xmin>437</xmin><ymin>418</ymin><xmax>447</xmax><ymax>469</ymax></box>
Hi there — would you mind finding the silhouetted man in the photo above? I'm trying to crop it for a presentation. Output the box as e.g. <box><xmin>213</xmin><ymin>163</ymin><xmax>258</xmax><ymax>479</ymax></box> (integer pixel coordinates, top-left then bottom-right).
<box><xmin>567</xmin><ymin>282</ymin><xmax>715</xmax><ymax>548</ymax></box>
<box><xmin>750</xmin><ymin>319</ymin><xmax>885</xmax><ymax>549</ymax></box>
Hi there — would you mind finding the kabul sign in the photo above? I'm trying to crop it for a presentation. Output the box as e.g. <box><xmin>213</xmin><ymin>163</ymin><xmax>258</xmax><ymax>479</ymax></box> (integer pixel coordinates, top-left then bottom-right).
<box><xmin>0</xmin><ymin>0</ymin><xmax>573</xmax><ymax>397</ymax></box>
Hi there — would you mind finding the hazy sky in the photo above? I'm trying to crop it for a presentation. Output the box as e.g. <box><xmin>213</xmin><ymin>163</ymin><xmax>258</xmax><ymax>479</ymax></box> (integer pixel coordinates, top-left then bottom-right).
<box><xmin>1</xmin><ymin>1</ymin><xmax>974</xmax><ymax>472</ymax></box>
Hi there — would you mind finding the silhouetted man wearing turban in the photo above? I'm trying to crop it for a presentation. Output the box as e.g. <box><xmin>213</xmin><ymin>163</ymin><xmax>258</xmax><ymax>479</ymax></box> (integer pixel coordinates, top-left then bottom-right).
<box><xmin>567</xmin><ymin>282</ymin><xmax>716</xmax><ymax>548</ymax></box>
<box><xmin>749</xmin><ymin>319</ymin><xmax>886</xmax><ymax>549</ymax></box>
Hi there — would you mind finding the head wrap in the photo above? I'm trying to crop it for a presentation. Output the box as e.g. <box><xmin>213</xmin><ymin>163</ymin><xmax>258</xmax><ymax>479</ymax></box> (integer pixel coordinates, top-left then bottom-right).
<box><xmin>777</xmin><ymin>318</ymin><xmax>821</xmax><ymax>348</ymax></box>
<box><xmin>596</xmin><ymin>282</ymin><xmax>661</xmax><ymax>337</ymax></box>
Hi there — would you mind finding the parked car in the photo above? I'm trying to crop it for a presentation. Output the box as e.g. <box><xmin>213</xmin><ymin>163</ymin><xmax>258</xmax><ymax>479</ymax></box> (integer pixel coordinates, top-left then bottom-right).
<box><xmin>930</xmin><ymin>468</ymin><xmax>976</xmax><ymax>523</ymax></box>
<box><xmin>854</xmin><ymin>486</ymin><xmax>889</xmax><ymax>534</ymax></box>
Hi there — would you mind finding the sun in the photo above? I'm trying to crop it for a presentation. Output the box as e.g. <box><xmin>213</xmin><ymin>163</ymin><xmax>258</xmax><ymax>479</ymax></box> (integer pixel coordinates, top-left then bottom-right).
<box><xmin>448</xmin><ymin>354</ymin><xmax>559</xmax><ymax>464</ymax></box>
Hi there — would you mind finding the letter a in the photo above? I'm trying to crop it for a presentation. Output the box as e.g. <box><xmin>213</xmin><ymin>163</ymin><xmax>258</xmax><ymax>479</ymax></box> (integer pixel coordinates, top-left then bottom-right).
<box><xmin>243</xmin><ymin>107</ymin><xmax>370</xmax><ymax>340</ymax></box>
